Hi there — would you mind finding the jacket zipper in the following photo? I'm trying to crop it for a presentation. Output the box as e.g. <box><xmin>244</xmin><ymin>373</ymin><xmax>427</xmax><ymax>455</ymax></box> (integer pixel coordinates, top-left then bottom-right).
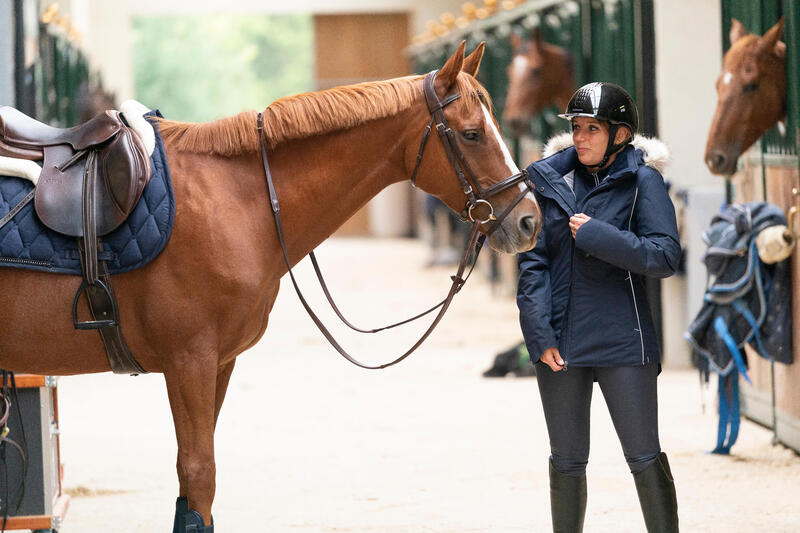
<box><xmin>562</xmin><ymin>173</ymin><xmax>600</xmax><ymax>366</ymax></box>
<box><xmin>561</xmin><ymin>237</ymin><xmax>576</xmax><ymax>369</ymax></box>
<box><xmin>626</xmin><ymin>187</ymin><xmax>646</xmax><ymax>364</ymax></box>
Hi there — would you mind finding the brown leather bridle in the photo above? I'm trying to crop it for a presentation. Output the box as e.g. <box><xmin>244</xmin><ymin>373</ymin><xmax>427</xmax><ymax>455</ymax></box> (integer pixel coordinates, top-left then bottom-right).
<box><xmin>411</xmin><ymin>70</ymin><xmax>534</xmax><ymax>232</ymax></box>
<box><xmin>256</xmin><ymin>70</ymin><xmax>534</xmax><ymax>369</ymax></box>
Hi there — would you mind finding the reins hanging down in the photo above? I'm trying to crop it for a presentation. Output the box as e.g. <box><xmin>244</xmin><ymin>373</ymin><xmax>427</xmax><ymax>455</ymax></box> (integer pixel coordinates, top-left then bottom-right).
<box><xmin>256</xmin><ymin>69</ymin><xmax>533</xmax><ymax>369</ymax></box>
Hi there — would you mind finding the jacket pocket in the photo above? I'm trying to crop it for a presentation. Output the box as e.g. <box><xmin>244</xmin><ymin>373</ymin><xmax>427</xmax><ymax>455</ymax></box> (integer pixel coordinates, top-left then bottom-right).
<box><xmin>566</xmin><ymin>274</ymin><xmax>641</xmax><ymax>359</ymax></box>
<box><xmin>574</xmin><ymin>250</ymin><xmax>628</xmax><ymax>282</ymax></box>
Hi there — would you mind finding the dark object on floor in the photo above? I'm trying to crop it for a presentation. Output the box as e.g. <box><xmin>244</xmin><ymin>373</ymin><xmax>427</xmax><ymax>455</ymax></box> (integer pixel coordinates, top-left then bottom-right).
<box><xmin>483</xmin><ymin>342</ymin><xmax>536</xmax><ymax>377</ymax></box>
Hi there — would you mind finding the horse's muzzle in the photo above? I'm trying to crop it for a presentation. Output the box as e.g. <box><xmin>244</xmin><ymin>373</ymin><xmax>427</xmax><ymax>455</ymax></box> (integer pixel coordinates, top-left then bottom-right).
<box><xmin>705</xmin><ymin>146</ymin><xmax>740</xmax><ymax>176</ymax></box>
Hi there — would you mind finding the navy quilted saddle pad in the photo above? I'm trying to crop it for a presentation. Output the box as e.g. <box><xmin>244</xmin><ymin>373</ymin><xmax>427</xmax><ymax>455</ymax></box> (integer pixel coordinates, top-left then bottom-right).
<box><xmin>0</xmin><ymin>110</ymin><xmax>174</xmax><ymax>275</ymax></box>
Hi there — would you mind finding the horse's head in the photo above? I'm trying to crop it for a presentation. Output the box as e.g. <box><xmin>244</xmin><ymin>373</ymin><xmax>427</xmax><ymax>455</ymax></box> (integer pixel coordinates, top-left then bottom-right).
<box><xmin>406</xmin><ymin>41</ymin><xmax>541</xmax><ymax>254</ymax></box>
<box><xmin>705</xmin><ymin>18</ymin><xmax>786</xmax><ymax>176</ymax></box>
<box><xmin>502</xmin><ymin>30</ymin><xmax>575</xmax><ymax>136</ymax></box>
<box><xmin>77</xmin><ymin>79</ymin><xmax>118</xmax><ymax>123</ymax></box>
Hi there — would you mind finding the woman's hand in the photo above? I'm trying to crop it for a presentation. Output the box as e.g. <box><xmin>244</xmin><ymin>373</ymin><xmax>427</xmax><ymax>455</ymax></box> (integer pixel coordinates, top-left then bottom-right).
<box><xmin>540</xmin><ymin>347</ymin><xmax>565</xmax><ymax>372</ymax></box>
<box><xmin>569</xmin><ymin>213</ymin><xmax>591</xmax><ymax>238</ymax></box>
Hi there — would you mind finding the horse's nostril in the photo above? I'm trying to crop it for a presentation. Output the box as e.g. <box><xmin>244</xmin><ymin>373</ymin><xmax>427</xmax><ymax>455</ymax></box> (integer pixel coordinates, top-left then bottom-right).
<box><xmin>707</xmin><ymin>151</ymin><xmax>728</xmax><ymax>172</ymax></box>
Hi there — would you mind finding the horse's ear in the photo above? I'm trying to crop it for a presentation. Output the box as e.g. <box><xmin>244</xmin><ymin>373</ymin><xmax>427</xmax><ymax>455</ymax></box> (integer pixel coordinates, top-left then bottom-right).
<box><xmin>730</xmin><ymin>18</ymin><xmax>747</xmax><ymax>44</ymax></box>
<box><xmin>463</xmin><ymin>42</ymin><xmax>485</xmax><ymax>77</ymax></box>
<box><xmin>436</xmin><ymin>40</ymin><xmax>466</xmax><ymax>93</ymax></box>
<box><xmin>758</xmin><ymin>17</ymin><xmax>785</xmax><ymax>59</ymax></box>
<box><xmin>510</xmin><ymin>32</ymin><xmax>522</xmax><ymax>51</ymax></box>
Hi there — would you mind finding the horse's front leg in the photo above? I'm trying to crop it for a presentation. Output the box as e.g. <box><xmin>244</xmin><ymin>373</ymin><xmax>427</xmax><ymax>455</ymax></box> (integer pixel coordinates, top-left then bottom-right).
<box><xmin>175</xmin><ymin>359</ymin><xmax>236</xmax><ymax>479</ymax></box>
<box><xmin>165</xmin><ymin>355</ymin><xmax>219</xmax><ymax>531</ymax></box>
<box><xmin>213</xmin><ymin>359</ymin><xmax>236</xmax><ymax>427</ymax></box>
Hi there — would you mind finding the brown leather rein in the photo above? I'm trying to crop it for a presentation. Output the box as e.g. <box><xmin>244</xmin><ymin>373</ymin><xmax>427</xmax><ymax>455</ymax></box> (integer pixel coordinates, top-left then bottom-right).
<box><xmin>256</xmin><ymin>70</ymin><xmax>534</xmax><ymax>369</ymax></box>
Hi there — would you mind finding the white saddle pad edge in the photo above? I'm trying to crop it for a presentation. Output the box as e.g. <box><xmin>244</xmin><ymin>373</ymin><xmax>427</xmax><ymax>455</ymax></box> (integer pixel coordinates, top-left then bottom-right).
<box><xmin>0</xmin><ymin>156</ymin><xmax>41</xmax><ymax>185</ymax></box>
<box><xmin>120</xmin><ymin>99</ymin><xmax>156</xmax><ymax>157</ymax></box>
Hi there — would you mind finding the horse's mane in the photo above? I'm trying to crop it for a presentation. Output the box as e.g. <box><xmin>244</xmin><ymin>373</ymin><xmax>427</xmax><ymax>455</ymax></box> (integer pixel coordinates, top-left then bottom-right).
<box><xmin>156</xmin><ymin>72</ymin><xmax>490</xmax><ymax>156</ymax></box>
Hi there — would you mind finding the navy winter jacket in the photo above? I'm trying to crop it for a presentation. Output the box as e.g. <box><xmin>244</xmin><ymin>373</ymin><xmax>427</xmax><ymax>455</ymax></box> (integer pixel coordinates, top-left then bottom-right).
<box><xmin>517</xmin><ymin>134</ymin><xmax>681</xmax><ymax>367</ymax></box>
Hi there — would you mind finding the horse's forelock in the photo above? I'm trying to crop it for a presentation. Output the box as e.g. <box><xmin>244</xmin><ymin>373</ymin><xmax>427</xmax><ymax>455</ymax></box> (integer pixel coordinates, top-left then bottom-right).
<box><xmin>452</xmin><ymin>72</ymin><xmax>494</xmax><ymax>115</ymax></box>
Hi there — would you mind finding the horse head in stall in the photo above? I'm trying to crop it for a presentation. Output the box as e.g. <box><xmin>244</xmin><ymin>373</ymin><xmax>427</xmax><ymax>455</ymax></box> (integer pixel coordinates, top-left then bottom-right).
<box><xmin>502</xmin><ymin>29</ymin><xmax>575</xmax><ymax>136</ymax></box>
<box><xmin>77</xmin><ymin>79</ymin><xmax>118</xmax><ymax>123</ymax></box>
<box><xmin>0</xmin><ymin>41</ymin><xmax>540</xmax><ymax>530</ymax></box>
<box><xmin>705</xmin><ymin>18</ymin><xmax>785</xmax><ymax>176</ymax></box>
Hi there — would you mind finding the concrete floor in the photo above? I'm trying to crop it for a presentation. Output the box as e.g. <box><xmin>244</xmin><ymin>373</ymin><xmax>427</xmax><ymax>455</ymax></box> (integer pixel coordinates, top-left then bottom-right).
<box><xmin>47</xmin><ymin>237</ymin><xmax>800</xmax><ymax>532</ymax></box>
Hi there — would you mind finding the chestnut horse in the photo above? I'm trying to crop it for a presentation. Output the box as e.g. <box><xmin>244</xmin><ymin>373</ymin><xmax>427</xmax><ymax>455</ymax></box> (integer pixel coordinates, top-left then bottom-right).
<box><xmin>0</xmin><ymin>42</ymin><xmax>540</xmax><ymax>529</ymax></box>
<box><xmin>502</xmin><ymin>30</ymin><xmax>574</xmax><ymax>136</ymax></box>
<box><xmin>77</xmin><ymin>78</ymin><xmax>118</xmax><ymax>123</ymax></box>
<box><xmin>705</xmin><ymin>18</ymin><xmax>786</xmax><ymax>176</ymax></box>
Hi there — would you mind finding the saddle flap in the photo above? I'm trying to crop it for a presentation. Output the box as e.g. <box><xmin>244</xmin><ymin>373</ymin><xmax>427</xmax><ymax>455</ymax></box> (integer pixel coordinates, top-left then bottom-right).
<box><xmin>34</xmin><ymin>120</ymin><xmax>152</xmax><ymax>238</ymax></box>
<box><xmin>35</xmin><ymin>144</ymin><xmax>85</xmax><ymax>236</ymax></box>
<box><xmin>102</xmin><ymin>124</ymin><xmax>152</xmax><ymax>216</ymax></box>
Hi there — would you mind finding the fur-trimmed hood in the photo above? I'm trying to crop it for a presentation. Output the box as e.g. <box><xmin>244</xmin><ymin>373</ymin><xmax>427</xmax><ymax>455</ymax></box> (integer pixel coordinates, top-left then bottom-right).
<box><xmin>542</xmin><ymin>132</ymin><xmax>670</xmax><ymax>174</ymax></box>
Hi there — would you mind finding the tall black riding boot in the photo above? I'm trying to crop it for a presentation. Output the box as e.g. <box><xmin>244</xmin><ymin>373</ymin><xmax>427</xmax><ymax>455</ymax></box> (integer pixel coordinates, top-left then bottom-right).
<box><xmin>549</xmin><ymin>461</ymin><xmax>587</xmax><ymax>533</ymax></box>
<box><xmin>633</xmin><ymin>452</ymin><xmax>679</xmax><ymax>533</ymax></box>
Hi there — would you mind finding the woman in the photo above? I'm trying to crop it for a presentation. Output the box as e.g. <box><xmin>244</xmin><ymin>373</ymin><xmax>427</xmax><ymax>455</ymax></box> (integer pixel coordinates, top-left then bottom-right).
<box><xmin>517</xmin><ymin>82</ymin><xmax>681</xmax><ymax>533</ymax></box>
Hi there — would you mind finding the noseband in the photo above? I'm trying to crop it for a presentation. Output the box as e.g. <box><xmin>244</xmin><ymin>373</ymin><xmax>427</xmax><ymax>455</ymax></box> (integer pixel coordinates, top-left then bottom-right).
<box><xmin>410</xmin><ymin>70</ymin><xmax>534</xmax><ymax>233</ymax></box>
<box><xmin>256</xmin><ymin>70</ymin><xmax>534</xmax><ymax>369</ymax></box>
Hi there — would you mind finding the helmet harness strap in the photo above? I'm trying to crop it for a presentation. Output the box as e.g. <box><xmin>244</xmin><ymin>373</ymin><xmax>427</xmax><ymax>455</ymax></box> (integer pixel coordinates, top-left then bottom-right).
<box><xmin>586</xmin><ymin>123</ymin><xmax>631</xmax><ymax>172</ymax></box>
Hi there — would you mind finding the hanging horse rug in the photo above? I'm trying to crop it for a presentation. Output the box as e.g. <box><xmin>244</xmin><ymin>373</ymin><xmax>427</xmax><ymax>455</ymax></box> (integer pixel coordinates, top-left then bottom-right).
<box><xmin>685</xmin><ymin>201</ymin><xmax>793</xmax><ymax>454</ymax></box>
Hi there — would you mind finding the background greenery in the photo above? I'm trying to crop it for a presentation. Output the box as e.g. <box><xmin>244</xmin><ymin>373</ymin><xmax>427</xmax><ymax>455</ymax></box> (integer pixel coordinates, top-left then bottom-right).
<box><xmin>132</xmin><ymin>15</ymin><xmax>313</xmax><ymax>122</ymax></box>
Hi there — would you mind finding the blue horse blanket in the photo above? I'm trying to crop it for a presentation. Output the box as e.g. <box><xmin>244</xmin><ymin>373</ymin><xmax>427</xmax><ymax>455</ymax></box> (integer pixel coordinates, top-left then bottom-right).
<box><xmin>0</xmin><ymin>110</ymin><xmax>174</xmax><ymax>275</ymax></box>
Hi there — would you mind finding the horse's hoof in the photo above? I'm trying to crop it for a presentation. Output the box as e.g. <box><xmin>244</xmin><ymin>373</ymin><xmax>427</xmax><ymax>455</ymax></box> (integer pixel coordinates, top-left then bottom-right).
<box><xmin>184</xmin><ymin>510</ymin><xmax>214</xmax><ymax>532</ymax></box>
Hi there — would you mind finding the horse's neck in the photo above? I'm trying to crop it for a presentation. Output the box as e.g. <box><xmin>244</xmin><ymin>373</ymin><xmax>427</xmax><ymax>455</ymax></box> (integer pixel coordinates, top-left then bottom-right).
<box><xmin>265</xmin><ymin>116</ymin><xmax>408</xmax><ymax>264</ymax></box>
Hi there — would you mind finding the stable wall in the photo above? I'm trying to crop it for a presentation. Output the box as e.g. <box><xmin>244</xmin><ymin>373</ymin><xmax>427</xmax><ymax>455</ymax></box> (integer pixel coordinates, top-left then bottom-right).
<box><xmin>732</xmin><ymin>159</ymin><xmax>800</xmax><ymax>452</ymax></box>
<box><xmin>314</xmin><ymin>13</ymin><xmax>412</xmax><ymax>236</ymax></box>
<box><xmin>653</xmin><ymin>0</ymin><xmax>728</xmax><ymax>368</ymax></box>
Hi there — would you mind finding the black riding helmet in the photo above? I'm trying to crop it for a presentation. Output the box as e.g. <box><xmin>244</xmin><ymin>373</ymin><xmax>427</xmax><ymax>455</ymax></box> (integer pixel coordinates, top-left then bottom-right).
<box><xmin>558</xmin><ymin>82</ymin><xmax>639</xmax><ymax>169</ymax></box>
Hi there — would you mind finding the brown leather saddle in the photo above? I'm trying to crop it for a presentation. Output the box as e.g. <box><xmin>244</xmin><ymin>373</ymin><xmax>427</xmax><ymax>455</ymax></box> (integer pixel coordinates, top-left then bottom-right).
<box><xmin>0</xmin><ymin>106</ymin><xmax>152</xmax><ymax>374</ymax></box>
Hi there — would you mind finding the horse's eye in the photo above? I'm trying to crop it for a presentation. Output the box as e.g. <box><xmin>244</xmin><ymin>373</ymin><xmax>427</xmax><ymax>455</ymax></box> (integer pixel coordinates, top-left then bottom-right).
<box><xmin>743</xmin><ymin>82</ymin><xmax>759</xmax><ymax>93</ymax></box>
<box><xmin>531</xmin><ymin>67</ymin><xmax>543</xmax><ymax>78</ymax></box>
<box><xmin>461</xmin><ymin>130</ymin><xmax>482</xmax><ymax>142</ymax></box>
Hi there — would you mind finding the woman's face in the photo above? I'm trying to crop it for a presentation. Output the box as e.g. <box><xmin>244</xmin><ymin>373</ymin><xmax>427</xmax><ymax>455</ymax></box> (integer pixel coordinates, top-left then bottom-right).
<box><xmin>571</xmin><ymin>117</ymin><xmax>610</xmax><ymax>167</ymax></box>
